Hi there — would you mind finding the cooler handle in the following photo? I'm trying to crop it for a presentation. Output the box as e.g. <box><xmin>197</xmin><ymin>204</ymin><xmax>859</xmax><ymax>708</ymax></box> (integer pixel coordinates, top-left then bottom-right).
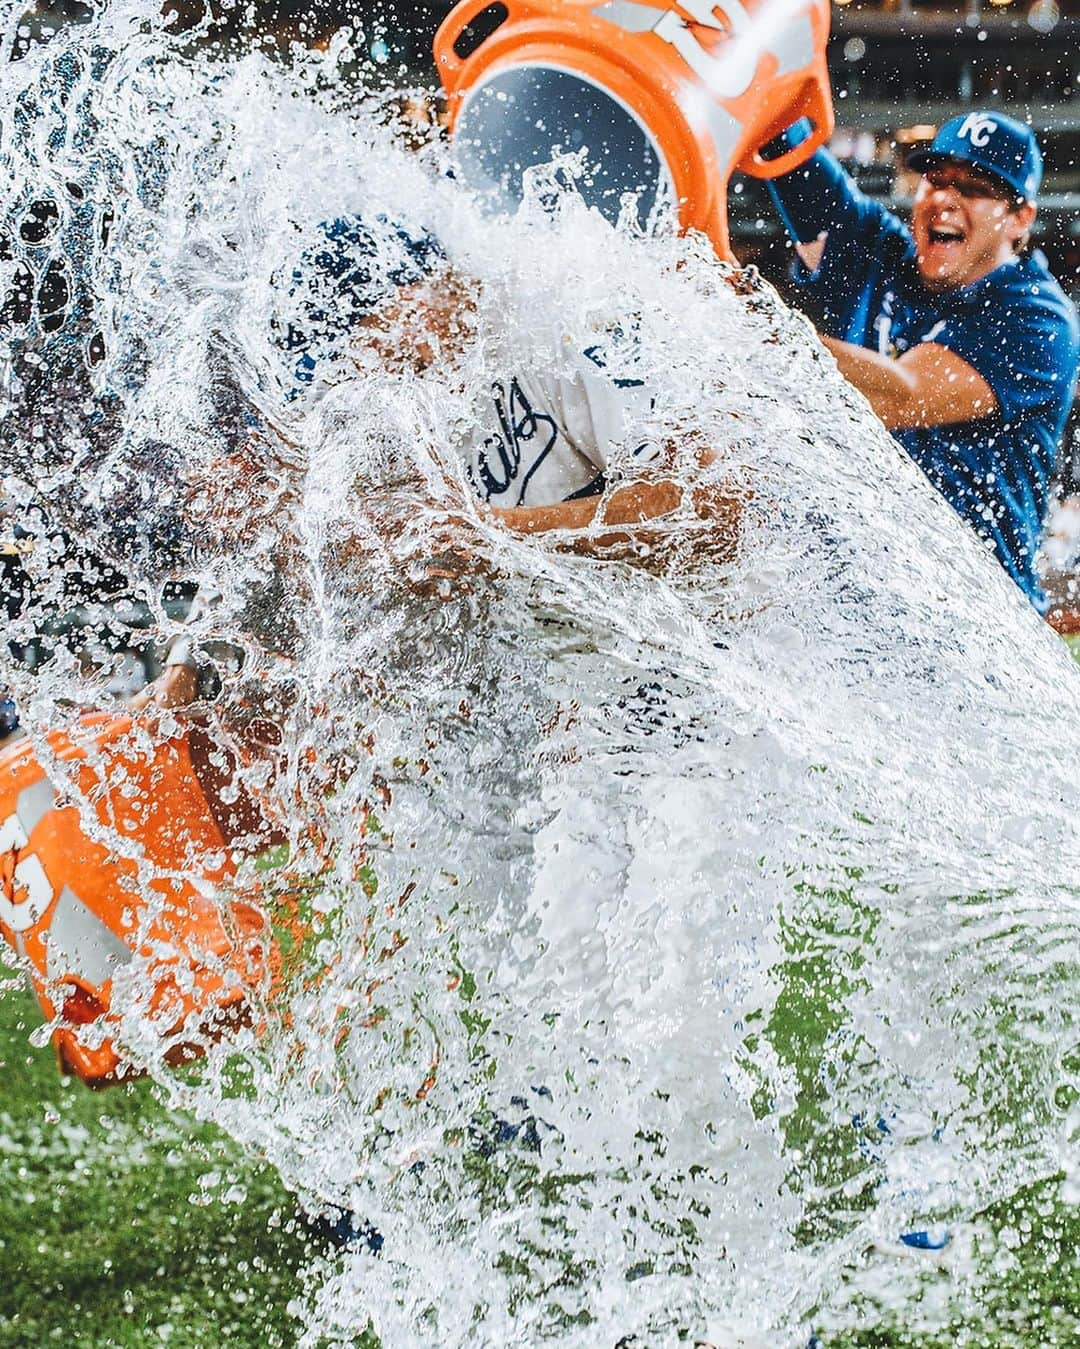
<box><xmin>740</xmin><ymin>77</ymin><xmax>834</xmax><ymax>180</ymax></box>
<box><xmin>435</xmin><ymin>0</ymin><xmax>521</xmax><ymax>90</ymax></box>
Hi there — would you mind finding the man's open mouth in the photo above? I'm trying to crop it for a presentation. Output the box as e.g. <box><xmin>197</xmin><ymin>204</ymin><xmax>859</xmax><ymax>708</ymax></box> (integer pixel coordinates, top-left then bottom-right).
<box><xmin>927</xmin><ymin>225</ymin><xmax>965</xmax><ymax>245</ymax></box>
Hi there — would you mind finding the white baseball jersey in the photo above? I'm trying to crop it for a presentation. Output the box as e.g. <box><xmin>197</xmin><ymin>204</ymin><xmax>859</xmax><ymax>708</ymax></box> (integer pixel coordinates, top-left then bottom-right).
<box><xmin>462</xmin><ymin>335</ymin><xmax>661</xmax><ymax>509</ymax></box>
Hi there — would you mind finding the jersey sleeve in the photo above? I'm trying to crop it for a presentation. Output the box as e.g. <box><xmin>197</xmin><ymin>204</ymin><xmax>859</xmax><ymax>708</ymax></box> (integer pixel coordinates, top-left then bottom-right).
<box><xmin>927</xmin><ymin>293</ymin><xmax>1079</xmax><ymax>428</ymax></box>
<box><xmin>765</xmin><ymin>124</ymin><xmax>892</xmax><ymax>251</ymax></box>
<box><xmin>764</xmin><ymin>130</ymin><xmax>911</xmax><ymax>333</ymax></box>
<box><xmin>553</xmin><ymin>335</ymin><xmax>660</xmax><ymax>476</ymax></box>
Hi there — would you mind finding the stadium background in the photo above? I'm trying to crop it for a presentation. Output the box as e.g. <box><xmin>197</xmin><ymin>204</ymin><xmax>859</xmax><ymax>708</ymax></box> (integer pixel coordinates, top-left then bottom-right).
<box><xmin>11</xmin><ymin>0</ymin><xmax>1080</xmax><ymax>488</ymax></box>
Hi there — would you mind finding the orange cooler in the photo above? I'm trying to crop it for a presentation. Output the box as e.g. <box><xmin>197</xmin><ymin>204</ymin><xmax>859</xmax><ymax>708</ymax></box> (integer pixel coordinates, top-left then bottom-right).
<box><xmin>0</xmin><ymin>715</ymin><xmax>269</xmax><ymax>1085</ymax></box>
<box><xmin>435</xmin><ymin>0</ymin><xmax>833</xmax><ymax>259</ymax></box>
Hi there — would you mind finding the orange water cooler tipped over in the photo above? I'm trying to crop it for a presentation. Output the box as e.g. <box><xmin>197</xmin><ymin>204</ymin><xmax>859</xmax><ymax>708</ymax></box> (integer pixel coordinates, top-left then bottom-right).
<box><xmin>435</xmin><ymin>0</ymin><xmax>833</xmax><ymax>260</ymax></box>
<box><xmin>0</xmin><ymin>716</ymin><xmax>272</xmax><ymax>1086</ymax></box>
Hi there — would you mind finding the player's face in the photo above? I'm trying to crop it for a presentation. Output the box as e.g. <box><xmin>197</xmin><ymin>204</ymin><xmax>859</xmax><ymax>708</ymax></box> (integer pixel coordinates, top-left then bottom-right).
<box><xmin>911</xmin><ymin>161</ymin><xmax>1030</xmax><ymax>292</ymax></box>
<box><xmin>355</xmin><ymin>273</ymin><xmax>476</xmax><ymax>373</ymax></box>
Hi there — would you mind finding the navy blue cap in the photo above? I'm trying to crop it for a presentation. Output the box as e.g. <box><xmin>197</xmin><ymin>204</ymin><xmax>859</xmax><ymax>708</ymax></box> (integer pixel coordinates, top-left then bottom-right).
<box><xmin>278</xmin><ymin>214</ymin><xmax>444</xmax><ymax>387</ymax></box>
<box><xmin>907</xmin><ymin>112</ymin><xmax>1042</xmax><ymax>201</ymax></box>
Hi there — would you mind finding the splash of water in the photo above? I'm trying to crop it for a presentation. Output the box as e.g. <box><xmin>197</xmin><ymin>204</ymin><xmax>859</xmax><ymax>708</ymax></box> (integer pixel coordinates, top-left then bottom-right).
<box><xmin>3</xmin><ymin>5</ymin><xmax>1080</xmax><ymax>1345</ymax></box>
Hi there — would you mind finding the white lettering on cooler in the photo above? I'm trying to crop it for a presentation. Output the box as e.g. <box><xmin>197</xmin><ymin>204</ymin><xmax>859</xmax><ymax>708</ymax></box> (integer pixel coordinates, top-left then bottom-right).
<box><xmin>0</xmin><ymin>813</ymin><xmax>54</xmax><ymax>933</ymax></box>
<box><xmin>957</xmin><ymin>113</ymin><xmax>998</xmax><ymax>148</ymax></box>
<box><xmin>597</xmin><ymin>0</ymin><xmax>816</xmax><ymax>106</ymax></box>
<box><xmin>679</xmin><ymin>0</ymin><xmax>751</xmax><ymax>33</ymax></box>
<box><xmin>653</xmin><ymin>1</ymin><xmax>756</xmax><ymax>99</ymax></box>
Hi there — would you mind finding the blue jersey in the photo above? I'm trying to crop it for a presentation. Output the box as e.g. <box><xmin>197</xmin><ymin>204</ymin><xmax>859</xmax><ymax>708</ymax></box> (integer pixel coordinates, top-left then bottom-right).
<box><xmin>768</xmin><ymin>146</ymin><xmax>1080</xmax><ymax>610</ymax></box>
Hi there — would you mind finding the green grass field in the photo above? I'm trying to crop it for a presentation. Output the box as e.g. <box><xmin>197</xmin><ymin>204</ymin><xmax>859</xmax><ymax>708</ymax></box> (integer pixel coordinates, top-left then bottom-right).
<box><xmin>0</xmin><ymin>970</ymin><xmax>310</xmax><ymax>1348</ymax></box>
<box><xmin>1</xmin><ymin>637</ymin><xmax>1078</xmax><ymax>1347</ymax></box>
<box><xmin>6</xmin><ymin>969</ymin><xmax>1080</xmax><ymax>1349</ymax></box>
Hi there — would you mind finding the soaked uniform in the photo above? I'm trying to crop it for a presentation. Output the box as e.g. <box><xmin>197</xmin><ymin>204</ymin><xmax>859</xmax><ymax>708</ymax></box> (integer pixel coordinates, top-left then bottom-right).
<box><xmin>280</xmin><ymin>216</ymin><xmax>661</xmax><ymax>509</ymax></box>
<box><xmin>766</xmin><ymin>138</ymin><xmax>1080</xmax><ymax>611</ymax></box>
<box><xmin>461</xmin><ymin>336</ymin><xmax>660</xmax><ymax>509</ymax></box>
<box><xmin>164</xmin><ymin>217</ymin><xmax>660</xmax><ymax>677</ymax></box>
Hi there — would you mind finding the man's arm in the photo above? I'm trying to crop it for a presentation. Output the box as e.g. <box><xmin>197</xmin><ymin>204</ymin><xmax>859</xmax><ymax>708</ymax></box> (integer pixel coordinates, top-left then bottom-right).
<box><xmin>766</xmin><ymin>140</ymin><xmax>897</xmax><ymax>257</ymax></box>
<box><xmin>487</xmin><ymin>479</ymin><xmax>679</xmax><ymax>537</ymax></box>
<box><xmin>129</xmin><ymin>660</ymin><xmax>198</xmax><ymax>711</ymax></box>
<box><xmin>355</xmin><ymin>282</ymin><xmax>741</xmax><ymax>558</ymax></box>
<box><xmin>822</xmin><ymin>336</ymin><xmax>998</xmax><ymax>431</ymax></box>
<box><xmin>488</xmin><ymin>456</ymin><xmax>742</xmax><ymax>558</ymax></box>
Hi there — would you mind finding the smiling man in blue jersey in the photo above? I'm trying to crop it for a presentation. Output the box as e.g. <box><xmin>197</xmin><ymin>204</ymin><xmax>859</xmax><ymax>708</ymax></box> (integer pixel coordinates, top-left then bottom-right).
<box><xmin>765</xmin><ymin>111</ymin><xmax>1080</xmax><ymax>612</ymax></box>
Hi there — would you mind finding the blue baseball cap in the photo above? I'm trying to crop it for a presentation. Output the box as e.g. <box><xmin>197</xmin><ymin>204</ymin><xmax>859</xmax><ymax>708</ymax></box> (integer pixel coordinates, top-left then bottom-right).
<box><xmin>907</xmin><ymin>112</ymin><xmax>1042</xmax><ymax>202</ymax></box>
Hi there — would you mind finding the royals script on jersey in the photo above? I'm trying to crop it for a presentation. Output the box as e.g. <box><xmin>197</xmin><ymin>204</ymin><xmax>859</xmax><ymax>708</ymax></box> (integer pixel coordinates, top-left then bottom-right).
<box><xmin>460</xmin><ymin>329</ymin><xmax>661</xmax><ymax>509</ymax></box>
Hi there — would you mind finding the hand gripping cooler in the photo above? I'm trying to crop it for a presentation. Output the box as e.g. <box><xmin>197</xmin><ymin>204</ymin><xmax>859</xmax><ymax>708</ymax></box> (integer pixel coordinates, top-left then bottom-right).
<box><xmin>435</xmin><ymin>0</ymin><xmax>833</xmax><ymax>260</ymax></box>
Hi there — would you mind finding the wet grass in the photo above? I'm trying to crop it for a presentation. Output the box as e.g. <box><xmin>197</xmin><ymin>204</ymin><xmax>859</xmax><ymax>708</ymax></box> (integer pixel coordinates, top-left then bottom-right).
<box><xmin>0</xmin><ymin>968</ymin><xmax>310</xmax><ymax>1348</ymax></box>
<box><xmin>7</xmin><ymin>966</ymin><xmax>1080</xmax><ymax>1349</ymax></box>
<box><xmin>813</xmin><ymin>1175</ymin><xmax>1080</xmax><ymax>1348</ymax></box>
<box><xmin>0</xmin><ymin>639</ymin><xmax>1077</xmax><ymax>1346</ymax></box>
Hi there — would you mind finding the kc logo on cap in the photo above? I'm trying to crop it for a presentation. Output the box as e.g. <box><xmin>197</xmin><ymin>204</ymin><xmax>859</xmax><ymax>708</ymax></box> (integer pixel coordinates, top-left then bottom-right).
<box><xmin>956</xmin><ymin>112</ymin><xmax>998</xmax><ymax>149</ymax></box>
<box><xmin>908</xmin><ymin>110</ymin><xmax>1043</xmax><ymax>202</ymax></box>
